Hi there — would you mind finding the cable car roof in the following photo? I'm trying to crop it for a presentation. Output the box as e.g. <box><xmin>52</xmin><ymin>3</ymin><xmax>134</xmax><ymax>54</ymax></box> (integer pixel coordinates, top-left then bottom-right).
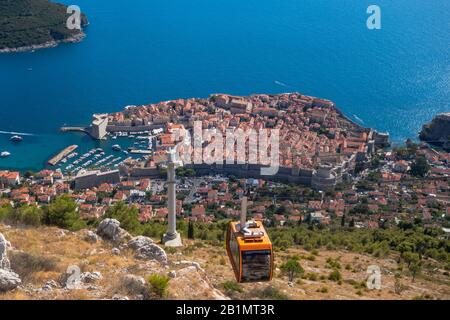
<box><xmin>229</xmin><ymin>220</ymin><xmax>272</xmax><ymax>249</ymax></box>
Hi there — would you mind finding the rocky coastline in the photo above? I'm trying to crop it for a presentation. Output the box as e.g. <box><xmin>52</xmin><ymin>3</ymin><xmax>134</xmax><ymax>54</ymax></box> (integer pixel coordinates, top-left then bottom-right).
<box><xmin>0</xmin><ymin>32</ymin><xmax>86</xmax><ymax>54</ymax></box>
<box><xmin>419</xmin><ymin>113</ymin><xmax>450</xmax><ymax>151</ymax></box>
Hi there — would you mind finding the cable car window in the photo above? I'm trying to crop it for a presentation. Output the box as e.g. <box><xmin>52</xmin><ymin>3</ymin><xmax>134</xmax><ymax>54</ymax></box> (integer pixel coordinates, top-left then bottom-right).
<box><xmin>241</xmin><ymin>250</ymin><xmax>271</xmax><ymax>282</ymax></box>
<box><xmin>229</xmin><ymin>233</ymin><xmax>240</xmax><ymax>269</ymax></box>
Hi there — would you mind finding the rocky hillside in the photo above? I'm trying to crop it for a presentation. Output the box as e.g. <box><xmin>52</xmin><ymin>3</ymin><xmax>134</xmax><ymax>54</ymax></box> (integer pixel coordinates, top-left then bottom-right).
<box><xmin>0</xmin><ymin>221</ymin><xmax>449</xmax><ymax>300</ymax></box>
<box><xmin>0</xmin><ymin>220</ymin><xmax>226</xmax><ymax>300</ymax></box>
<box><xmin>420</xmin><ymin>113</ymin><xmax>450</xmax><ymax>151</ymax></box>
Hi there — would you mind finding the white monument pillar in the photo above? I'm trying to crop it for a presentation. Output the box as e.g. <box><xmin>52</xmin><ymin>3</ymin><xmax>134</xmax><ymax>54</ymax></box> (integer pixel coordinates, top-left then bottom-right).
<box><xmin>162</xmin><ymin>150</ymin><xmax>182</xmax><ymax>247</ymax></box>
<box><xmin>239</xmin><ymin>195</ymin><xmax>247</xmax><ymax>232</ymax></box>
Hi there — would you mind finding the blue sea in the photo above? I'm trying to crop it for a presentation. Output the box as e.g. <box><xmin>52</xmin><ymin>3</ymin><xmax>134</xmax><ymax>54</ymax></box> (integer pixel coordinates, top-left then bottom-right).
<box><xmin>0</xmin><ymin>0</ymin><xmax>449</xmax><ymax>171</ymax></box>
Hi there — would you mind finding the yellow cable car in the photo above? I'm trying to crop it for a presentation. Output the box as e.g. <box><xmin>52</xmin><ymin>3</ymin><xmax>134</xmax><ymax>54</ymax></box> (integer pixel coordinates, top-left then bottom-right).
<box><xmin>226</xmin><ymin>195</ymin><xmax>274</xmax><ymax>283</ymax></box>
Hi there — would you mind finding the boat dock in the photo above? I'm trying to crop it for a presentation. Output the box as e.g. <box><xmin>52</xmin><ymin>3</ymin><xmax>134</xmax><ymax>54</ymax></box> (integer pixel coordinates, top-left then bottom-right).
<box><xmin>48</xmin><ymin>145</ymin><xmax>79</xmax><ymax>166</ymax></box>
<box><xmin>128</xmin><ymin>149</ymin><xmax>153</xmax><ymax>155</ymax></box>
<box><xmin>60</xmin><ymin>126</ymin><xmax>90</xmax><ymax>135</ymax></box>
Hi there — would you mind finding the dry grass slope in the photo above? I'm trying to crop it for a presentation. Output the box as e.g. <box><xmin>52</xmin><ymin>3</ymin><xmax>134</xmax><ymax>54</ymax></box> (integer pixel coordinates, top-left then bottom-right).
<box><xmin>0</xmin><ymin>224</ymin><xmax>449</xmax><ymax>300</ymax></box>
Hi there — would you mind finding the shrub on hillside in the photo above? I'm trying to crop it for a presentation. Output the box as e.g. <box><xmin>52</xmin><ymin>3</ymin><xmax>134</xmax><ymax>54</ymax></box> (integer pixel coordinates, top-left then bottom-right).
<box><xmin>146</xmin><ymin>274</ymin><xmax>170</xmax><ymax>299</ymax></box>
<box><xmin>0</xmin><ymin>205</ymin><xmax>11</xmax><ymax>221</ymax></box>
<box><xmin>222</xmin><ymin>281</ymin><xmax>243</xmax><ymax>293</ymax></box>
<box><xmin>0</xmin><ymin>205</ymin><xmax>43</xmax><ymax>226</ymax></box>
<box><xmin>43</xmin><ymin>195</ymin><xmax>85</xmax><ymax>230</ymax></box>
<box><xmin>328</xmin><ymin>270</ymin><xmax>342</xmax><ymax>282</ymax></box>
<box><xmin>258</xmin><ymin>286</ymin><xmax>288</xmax><ymax>300</ymax></box>
<box><xmin>280</xmin><ymin>258</ymin><xmax>304</xmax><ymax>282</ymax></box>
<box><xmin>318</xmin><ymin>286</ymin><xmax>328</xmax><ymax>293</ymax></box>
<box><xmin>104</xmin><ymin>202</ymin><xmax>142</xmax><ymax>235</ymax></box>
<box><xmin>9</xmin><ymin>251</ymin><xmax>58</xmax><ymax>282</ymax></box>
<box><xmin>19</xmin><ymin>205</ymin><xmax>43</xmax><ymax>226</ymax></box>
<box><xmin>0</xmin><ymin>204</ymin><xmax>20</xmax><ymax>224</ymax></box>
<box><xmin>141</xmin><ymin>222</ymin><xmax>166</xmax><ymax>238</ymax></box>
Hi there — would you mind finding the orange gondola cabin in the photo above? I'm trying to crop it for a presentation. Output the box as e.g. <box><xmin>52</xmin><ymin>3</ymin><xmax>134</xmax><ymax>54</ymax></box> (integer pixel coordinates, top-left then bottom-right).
<box><xmin>226</xmin><ymin>196</ymin><xmax>274</xmax><ymax>283</ymax></box>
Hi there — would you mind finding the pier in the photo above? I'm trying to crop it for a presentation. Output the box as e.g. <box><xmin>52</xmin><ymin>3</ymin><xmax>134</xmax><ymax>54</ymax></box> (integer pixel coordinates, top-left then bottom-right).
<box><xmin>60</xmin><ymin>126</ymin><xmax>90</xmax><ymax>134</ymax></box>
<box><xmin>48</xmin><ymin>145</ymin><xmax>78</xmax><ymax>166</ymax></box>
<box><xmin>128</xmin><ymin>149</ymin><xmax>153</xmax><ymax>155</ymax></box>
<box><xmin>60</xmin><ymin>114</ymin><xmax>109</xmax><ymax>140</ymax></box>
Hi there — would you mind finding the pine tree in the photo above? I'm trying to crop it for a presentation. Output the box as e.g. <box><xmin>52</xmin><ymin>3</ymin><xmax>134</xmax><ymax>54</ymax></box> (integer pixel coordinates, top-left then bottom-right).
<box><xmin>187</xmin><ymin>221</ymin><xmax>195</xmax><ymax>239</ymax></box>
<box><xmin>341</xmin><ymin>213</ymin><xmax>346</xmax><ymax>227</ymax></box>
<box><xmin>281</xmin><ymin>258</ymin><xmax>304</xmax><ymax>282</ymax></box>
<box><xmin>349</xmin><ymin>218</ymin><xmax>355</xmax><ymax>228</ymax></box>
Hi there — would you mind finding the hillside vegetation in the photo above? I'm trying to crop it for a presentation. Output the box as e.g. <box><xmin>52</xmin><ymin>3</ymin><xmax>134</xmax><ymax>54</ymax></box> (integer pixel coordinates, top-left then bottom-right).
<box><xmin>0</xmin><ymin>0</ymin><xmax>87</xmax><ymax>50</ymax></box>
<box><xmin>0</xmin><ymin>223</ymin><xmax>448</xmax><ymax>300</ymax></box>
<box><xmin>0</xmin><ymin>197</ymin><xmax>449</xmax><ymax>300</ymax></box>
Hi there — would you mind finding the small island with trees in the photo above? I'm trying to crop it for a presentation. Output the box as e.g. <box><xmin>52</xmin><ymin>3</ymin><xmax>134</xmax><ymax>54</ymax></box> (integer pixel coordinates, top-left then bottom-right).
<box><xmin>0</xmin><ymin>0</ymin><xmax>88</xmax><ymax>53</ymax></box>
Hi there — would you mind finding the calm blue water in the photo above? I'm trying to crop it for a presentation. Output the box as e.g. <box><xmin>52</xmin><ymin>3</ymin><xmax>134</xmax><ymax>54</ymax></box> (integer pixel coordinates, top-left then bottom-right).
<box><xmin>0</xmin><ymin>0</ymin><xmax>449</xmax><ymax>171</ymax></box>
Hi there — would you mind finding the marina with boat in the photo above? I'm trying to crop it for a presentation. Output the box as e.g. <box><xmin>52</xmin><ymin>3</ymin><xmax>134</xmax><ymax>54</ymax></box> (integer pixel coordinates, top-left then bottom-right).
<box><xmin>1</xmin><ymin>112</ymin><xmax>160</xmax><ymax>174</ymax></box>
<box><xmin>48</xmin><ymin>145</ymin><xmax>79</xmax><ymax>166</ymax></box>
<box><xmin>41</xmin><ymin>127</ymin><xmax>159</xmax><ymax>177</ymax></box>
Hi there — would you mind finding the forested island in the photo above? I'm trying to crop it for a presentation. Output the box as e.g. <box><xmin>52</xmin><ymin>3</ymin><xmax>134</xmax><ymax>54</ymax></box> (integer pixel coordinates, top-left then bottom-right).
<box><xmin>0</xmin><ymin>0</ymin><xmax>88</xmax><ymax>53</ymax></box>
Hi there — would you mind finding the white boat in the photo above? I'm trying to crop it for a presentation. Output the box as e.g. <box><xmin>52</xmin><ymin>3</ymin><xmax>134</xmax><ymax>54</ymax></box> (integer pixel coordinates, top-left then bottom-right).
<box><xmin>112</xmin><ymin>144</ymin><xmax>121</xmax><ymax>151</ymax></box>
<box><xmin>10</xmin><ymin>135</ymin><xmax>23</xmax><ymax>142</ymax></box>
<box><xmin>1</xmin><ymin>151</ymin><xmax>11</xmax><ymax>157</ymax></box>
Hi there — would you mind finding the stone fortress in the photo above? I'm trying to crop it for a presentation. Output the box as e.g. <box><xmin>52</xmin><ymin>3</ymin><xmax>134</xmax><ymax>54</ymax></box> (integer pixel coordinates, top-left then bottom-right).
<box><xmin>93</xmin><ymin>92</ymin><xmax>391</xmax><ymax>191</ymax></box>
